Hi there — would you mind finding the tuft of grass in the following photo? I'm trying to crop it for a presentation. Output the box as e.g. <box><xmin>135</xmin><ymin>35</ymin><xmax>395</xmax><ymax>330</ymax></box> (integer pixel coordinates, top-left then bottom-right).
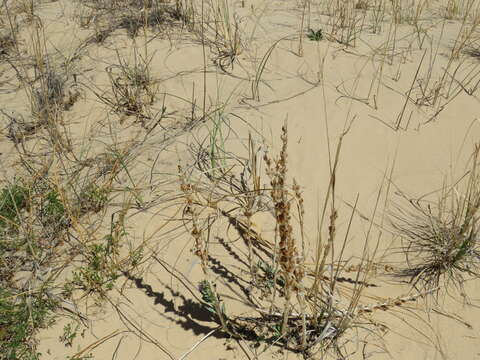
<box><xmin>324</xmin><ymin>0</ymin><xmax>366</xmax><ymax>46</ymax></box>
<box><xmin>355</xmin><ymin>0</ymin><xmax>368</xmax><ymax>10</ymax></box>
<box><xmin>78</xmin><ymin>0</ymin><xmax>186</xmax><ymax>43</ymax></box>
<box><xmin>211</xmin><ymin>0</ymin><xmax>243</xmax><ymax>70</ymax></box>
<box><xmin>105</xmin><ymin>50</ymin><xmax>158</xmax><ymax>122</ymax></box>
<box><xmin>391</xmin><ymin>144</ymin><xmax>480</xmax><ymax>293</ymax></box>
<box><xmin>3</xmin><ymin>13</ymin><xmax>80</xmax><ymax>148</ymax></box>
<box><xmin>194</xmin><ymin>0</ymin><xmax>243</xmax><ymax>71</ymax></box>
<box><xmin>59</xmin><ymin>321</ymin><xmax>84</xmax><ymax>348</ymax></box>
<box><xmin>30</xmin><ymin>64</ymin><xmax>70</xmax><ymax>134</ymax></box>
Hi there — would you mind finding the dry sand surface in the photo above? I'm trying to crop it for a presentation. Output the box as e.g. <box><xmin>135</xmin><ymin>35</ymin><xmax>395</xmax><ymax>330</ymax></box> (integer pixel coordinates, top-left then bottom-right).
<box><xmin>1</xmin><ymin>0</ymin><xmax>480</xmax><ymax>359</ymax></box>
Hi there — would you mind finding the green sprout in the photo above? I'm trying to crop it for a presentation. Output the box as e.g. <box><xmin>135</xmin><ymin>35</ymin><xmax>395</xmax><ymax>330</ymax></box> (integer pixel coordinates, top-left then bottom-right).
<box><xmin>307</xmin><ymin>28</ymin><xmax>323</xmax><ymax>41</ymax></box>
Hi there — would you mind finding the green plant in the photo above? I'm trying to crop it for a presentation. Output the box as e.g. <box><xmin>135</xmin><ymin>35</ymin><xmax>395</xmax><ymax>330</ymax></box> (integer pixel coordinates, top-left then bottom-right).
<box><xmin>59</xmin><ymin>322</ymin><xmax>84</xmax><ymax>347</ymax></box>
<box><xmin>307</xmin><ymin>28</ymin><xmax>323</xmax><ymax>41</ymax></box>
<box><xmin>0</xmin><ymin>182</ymin><xmax>28</xmax><ymax>229</ymax></box>
<box><xmin>208</xmin><ymin>105</ymin><xmax>228</xmax><ymax>175</ymax></box>
<box><xmin>44</xmin><ymin>190</ymin><xmax>63</xmax><ymax>216</ymax></box>
<box><xmin>70</xmin><ymin>209</ymin><xmax>140</xmax><ymax>300</ymax></box>
<box><xmin>72</xmin><ymin>242</ymin><xmax>121</xmax><ymax>297</ymax></box>
<box><xmin>79</xmin><ymin>184</ymin><xmax>109</xmax><ymax>214</ymax></box>
<box><xmin>199</xmin><ymin>280</ymin><xmax>225</xmax><ymax>315</ymax></box>
<box><xmin>257</xmin><ymin>260</ymin><xmax>277</xmax><ymax>289</ymax></box>
<box><xmin>198</xmin><ymin>279</ymin><xmax>232</xmax><ymax>336</ymax></box>
<box><xmin>0</xmin><ymin>288</ymin><xmax>57</xmax><ymax>360</ymax></box>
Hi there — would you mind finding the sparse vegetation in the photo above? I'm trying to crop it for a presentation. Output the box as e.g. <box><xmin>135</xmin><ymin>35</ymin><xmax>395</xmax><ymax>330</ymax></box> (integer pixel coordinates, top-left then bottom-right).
<box><xmin>1</xmin><ymin>0</ymin><xmax>480</xmax><ymax>359</ymax></box>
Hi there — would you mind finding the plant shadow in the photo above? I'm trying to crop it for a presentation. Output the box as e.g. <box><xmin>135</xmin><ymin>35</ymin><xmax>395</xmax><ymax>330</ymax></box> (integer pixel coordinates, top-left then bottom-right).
<box><xmin>123</xmin><ymin>271</ymin><xmax>224</xmax><ymax>337</ymax></box>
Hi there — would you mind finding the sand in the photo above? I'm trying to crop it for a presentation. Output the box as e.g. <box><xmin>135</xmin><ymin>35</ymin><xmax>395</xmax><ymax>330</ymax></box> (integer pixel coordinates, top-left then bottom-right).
<box><xmin>1</xmin><ymin>0</ymin><xmax>480</xmax><ymax>359</ymax></box>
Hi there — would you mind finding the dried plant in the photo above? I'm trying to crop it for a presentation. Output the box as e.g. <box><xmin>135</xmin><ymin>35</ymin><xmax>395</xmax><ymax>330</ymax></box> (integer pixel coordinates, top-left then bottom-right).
<box><xmin>176</xmin><ymin>123</ymin><xmax>399</xmax><ymax>356</ymax></box>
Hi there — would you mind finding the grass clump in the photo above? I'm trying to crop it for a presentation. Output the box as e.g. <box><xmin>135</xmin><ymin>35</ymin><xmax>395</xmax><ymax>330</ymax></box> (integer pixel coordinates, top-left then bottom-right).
<box><xmin>5</xmin><ymin>58</ymin><xmax>79</xmax><ymax>145</ymax></box>
<box><xmin>391</xmin><ymin>144</ymin><xmax>480</xmax><ymax>293</ymax></box>
<box><xmin>31</xmin><ymin>69</ymin><xmax>66</xmax><ymax>123</ymax></box>
<box><xmin>105</xmin><ymin>51</ymin><xmax>158</xmax><ymax>122</ymax></box>
<box><xmin>78</xmin><ymin>0</ymin><xmax>186</xmax><ymax>43</ymax></box>
<box><xmin>204</xmin><ymin>0</ymin><xmax>243</xmax><ymax>71</ymax></box>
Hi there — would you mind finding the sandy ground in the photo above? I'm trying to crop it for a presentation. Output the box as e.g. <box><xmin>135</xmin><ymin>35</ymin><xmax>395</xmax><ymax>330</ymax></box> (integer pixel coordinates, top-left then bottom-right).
<box><xmin>1</xmin><ymin>0</ymin><xmax>480</xmax><ymax>359</ymax></box>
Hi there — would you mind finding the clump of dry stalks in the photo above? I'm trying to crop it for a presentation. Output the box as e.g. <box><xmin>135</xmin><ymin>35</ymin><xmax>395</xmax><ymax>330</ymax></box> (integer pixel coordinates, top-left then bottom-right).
<box><xmin>263</xmin><ymin>125</ymin><xmax>307</xmax><ymax>342</ymax></box>
<box><xmin>177</xmin><ymin>123</ymin><xmax>434</xmax><ymax>356</ymax></box>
